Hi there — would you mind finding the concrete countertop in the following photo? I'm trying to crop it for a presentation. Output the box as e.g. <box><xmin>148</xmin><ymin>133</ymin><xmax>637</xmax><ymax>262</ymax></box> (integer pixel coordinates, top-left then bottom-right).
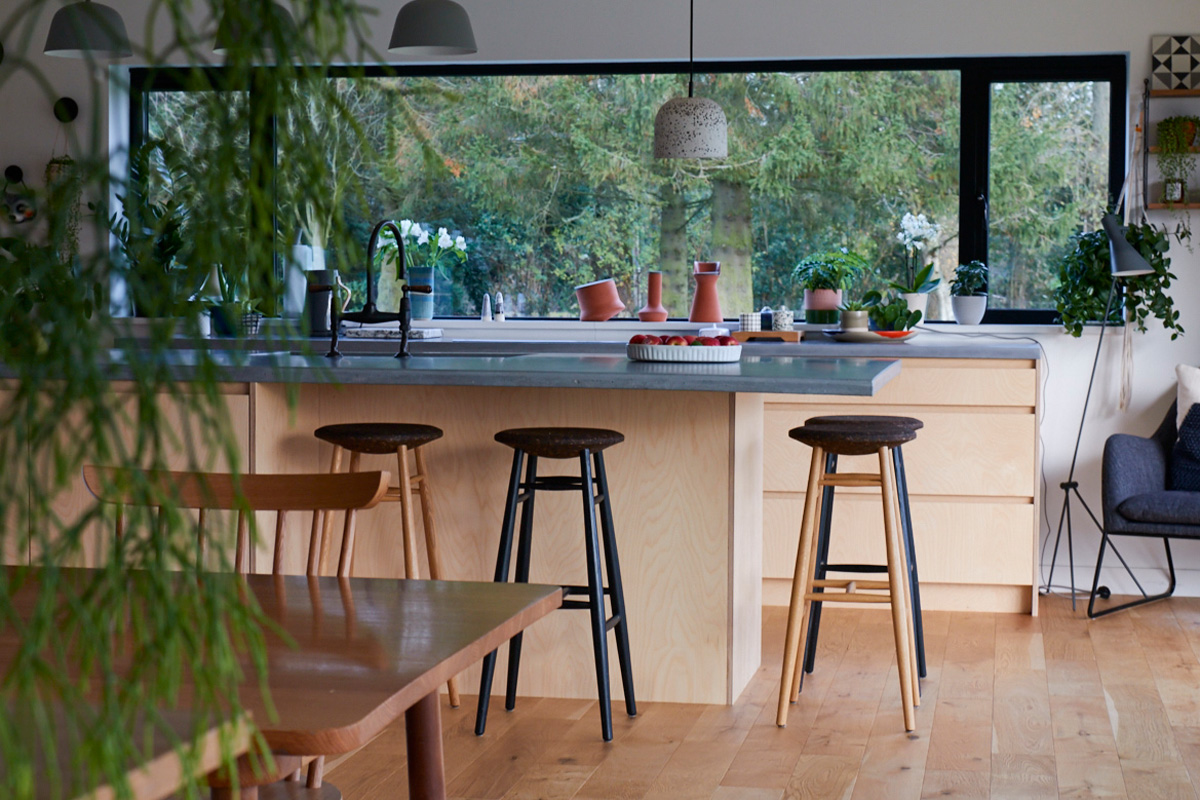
<box><xmin>98</xmin><ymin>348</ymin><xmax>903</xmax><ymax>396</ymax></box>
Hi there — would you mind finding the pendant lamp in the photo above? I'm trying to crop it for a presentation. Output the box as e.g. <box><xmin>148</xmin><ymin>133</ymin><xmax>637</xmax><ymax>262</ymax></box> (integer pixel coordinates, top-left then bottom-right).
<box><xmin>44</xmin><ymin>0</ymin><xmax>132</xmax><ymax>59</ymax></box>
<box><xmin>653</xmin><ymin>0</ymin><xmax>727</xmax><ymax>159</ymax></box>
<box><xmin>389</xmin><ymin>0</ymin><xmax>477</xmax><ymax>55</ymax></box>
<box><xmin>214</xmin><ymin>1</ymin><xmax>296</xmax><ymax>55</ymax></box>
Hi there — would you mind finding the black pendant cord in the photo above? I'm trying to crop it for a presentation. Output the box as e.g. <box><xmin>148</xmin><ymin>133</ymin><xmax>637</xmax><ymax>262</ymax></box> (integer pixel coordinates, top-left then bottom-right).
<box><xmin>687</xmin><ymin>0</ymin><xmax>695</xmax><ymax>98</ymax></box>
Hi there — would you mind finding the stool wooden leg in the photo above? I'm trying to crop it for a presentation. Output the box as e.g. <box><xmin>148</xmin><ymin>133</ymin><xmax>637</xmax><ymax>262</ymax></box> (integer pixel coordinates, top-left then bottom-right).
<box><xmin>396</xmin><ymin>445</ymin><xmax>421</xmax><ymax>580</ymax></box>
<box><xmin>318</xmin><ymin>446</ymin><xmax>348</xmax><ymax>576</ymax></box>
<box><xmin>802</xmin><ymin>451</ymin><xmax>838</xmax><ymax>680</ymax></box>
<box><xmin>893</xmin><ymin>446</ymin><xmax>926</xmax><ymax>679</ymax></box>
<box><xmin>778</xmin><ymin>445</ymin><xmax>825</xmax><ymax>728</ymax></box>
<box><xmin>476</xmin><ymin>449</ymin><xmax>525</xmax><ymax>736</ymax></box>
<box><xmin>886</xmin><ymin>449</ymin><xmax>920</xmax><ymax>704</ymax></box>
<box><xmin>578</xmin><ymin>450</ymin><xmax>615</xmax><ymax>742</ymax></box>
<box><xmin>879</xmin><ymin>447</ymin><xmax>917</xmax><ymax>731</ymax></box>
<box><xmin>413</xmin><ymin>446</ymin><xmax>461</xmax><ymax>708</ymax></box>
<box><xmin>594</xmin><ymin>450</ymin><xmax>636</xmax><ymax>718</ymax></box>
<box><xmin>789</xmin><ymin>474</ymin><xmax>824</xmax><ymax>702</ymax></box>
<box><xmin>504</xmin><ymin>455</ymin><xmax>538</xmax><ymax>714</ymax></box>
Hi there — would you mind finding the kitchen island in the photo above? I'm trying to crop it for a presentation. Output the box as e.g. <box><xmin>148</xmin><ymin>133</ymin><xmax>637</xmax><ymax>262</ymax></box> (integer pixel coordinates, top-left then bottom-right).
<box><xmin>27</xmin><ymin>336</ymin><xmax>1041</xmax><ymax>706</ymax></box>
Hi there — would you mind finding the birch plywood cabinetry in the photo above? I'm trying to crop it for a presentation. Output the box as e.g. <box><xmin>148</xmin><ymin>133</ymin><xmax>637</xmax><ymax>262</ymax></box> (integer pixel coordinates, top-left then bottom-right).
<box><xmin>762</xmin><ymin>358</ymin><xmax>1040</xmax><ymax>614</ymax></box>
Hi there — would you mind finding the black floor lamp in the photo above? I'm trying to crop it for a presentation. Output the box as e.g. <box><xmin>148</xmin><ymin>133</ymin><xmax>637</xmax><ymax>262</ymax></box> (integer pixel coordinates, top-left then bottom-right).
<box><xmin>1045</xmin><ymin>214</ymin><xmax>1154</xmax><ymax>609</ymax></box>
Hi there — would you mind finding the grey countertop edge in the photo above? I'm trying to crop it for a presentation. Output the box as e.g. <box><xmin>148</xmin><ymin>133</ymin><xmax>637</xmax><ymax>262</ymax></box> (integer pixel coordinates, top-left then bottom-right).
<box><xmin>49</xmin><ymin>353</ymin><xmax>903</xmax><ymax>397</ymax></box>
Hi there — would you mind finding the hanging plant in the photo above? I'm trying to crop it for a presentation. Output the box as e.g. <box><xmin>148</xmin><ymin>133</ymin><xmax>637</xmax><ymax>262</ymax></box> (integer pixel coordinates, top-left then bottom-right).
<box><xmin>44</xmin><ymin>154</ymin><xmax>81</xmax><ymax>264</ymax></box>
<box><xmin>1054</xmin><ymin>220</ymin><xmax>1183</xmax><ymax>339</ymax></box>
<box><xmin>1156</xmin><ymin>116</ymin><xmax>1200</xmax><ymax>203</ymax></box>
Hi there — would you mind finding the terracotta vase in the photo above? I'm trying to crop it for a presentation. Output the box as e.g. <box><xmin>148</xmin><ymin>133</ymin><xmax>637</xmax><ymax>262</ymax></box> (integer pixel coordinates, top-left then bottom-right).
<box><xmin>575</xmin><ymin>278</ymin><xmax>626</xmax><ymax>321</ymax></box>
<box><xmin>638</xmin><ymin>271</ymin><xmax>669</xmax><ymax>322</ymax></box>
<box><xmin>689</xmin><ymin>261</ymin><xmax>723</xmax><ymax>323</ymax></box>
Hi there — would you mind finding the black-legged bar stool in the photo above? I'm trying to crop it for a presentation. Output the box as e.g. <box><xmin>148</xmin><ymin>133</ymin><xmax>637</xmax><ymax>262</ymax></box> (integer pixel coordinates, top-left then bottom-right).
<box><xmin>799</xmin><ymin>416</ymin><xmax>926</xmax><ymax>683</ymax></box>
<box><xmin>777</xmin><ymin>417</ymin><xmax>920</xmax><ymax>731</ymax></box>
<box><xmin>314</xmin><ymin>422</ymin><xmax>459</xmax><ymax>707</ymax></box>
<box><xmin>475</xmin><ymin>427</ymin><xmax>636</xmax><ymax>742</ymax></box>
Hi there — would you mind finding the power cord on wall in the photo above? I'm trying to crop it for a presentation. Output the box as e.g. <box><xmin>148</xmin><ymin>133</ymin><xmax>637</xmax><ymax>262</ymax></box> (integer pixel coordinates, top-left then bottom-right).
<box><xmin>914</xmin><ymin>324</ymin><xmax>1087</xmax><ymax>602</ymax></box>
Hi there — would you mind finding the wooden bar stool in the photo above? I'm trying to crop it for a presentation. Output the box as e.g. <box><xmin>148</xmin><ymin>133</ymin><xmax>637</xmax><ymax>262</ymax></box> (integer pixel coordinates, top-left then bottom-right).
<box><xmin>314</xmin><ymin>422</ymin><xmax>459</xmax><ymax>708</ymax></box>
<box><xmin>475</xmin><ymin>427</ymin><xmax>636</xmax><ymax>742</ymax></box>
<box><xmin>777</xmin><ymin>419</ymin><xmax>920</xmax><ymax>731</ymax></box>
<box><xmin>799</xmin><ymin>415</ymin><xmax>926</xmax><ymax>682</ymax></box>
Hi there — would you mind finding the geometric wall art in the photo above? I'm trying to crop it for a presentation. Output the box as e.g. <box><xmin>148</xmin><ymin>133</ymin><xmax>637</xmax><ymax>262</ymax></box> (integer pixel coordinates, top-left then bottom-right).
<box><xmin>1152</xmin><ymin>35</ymin><xmax>1200</xmax><ymax>90</ymax></box>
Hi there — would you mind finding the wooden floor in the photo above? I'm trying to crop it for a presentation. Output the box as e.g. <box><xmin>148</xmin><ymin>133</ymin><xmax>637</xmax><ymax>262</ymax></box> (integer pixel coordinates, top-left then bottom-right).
<box><xmin>326</xmin><ymin>594</ymin><xmax>1200</xmax><ymax>799</ymax></box>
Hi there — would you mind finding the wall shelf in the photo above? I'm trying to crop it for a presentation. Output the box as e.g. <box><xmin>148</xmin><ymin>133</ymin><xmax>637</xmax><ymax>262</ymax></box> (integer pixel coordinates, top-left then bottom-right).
<box><xmin>1146</xmin><ymin>203</ymin><xmax>1200</xmax><ymax>209</ymax></box>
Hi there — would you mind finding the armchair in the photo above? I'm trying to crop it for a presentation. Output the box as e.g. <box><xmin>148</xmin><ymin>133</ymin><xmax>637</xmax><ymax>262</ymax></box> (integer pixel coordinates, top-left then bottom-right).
<box><xmin>1089</xmin><ymin>402</ymin><xmax>1200</xmax><ymax>617</ymax></box>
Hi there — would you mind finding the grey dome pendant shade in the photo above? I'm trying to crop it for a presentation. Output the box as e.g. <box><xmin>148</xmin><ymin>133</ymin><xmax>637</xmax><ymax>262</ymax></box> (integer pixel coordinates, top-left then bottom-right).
<box><xmin>653</xmin><ymin>0</ymin><xmax>727</xmax><ymax>158</ymax></box>
<box><xmin>389</xmin><ymin>0</ymin><xmax>477</xmax><ymax>55</ymax></box>
<box><xmin>44</xmin><ymin>0</ymin><xmax>132</xmax><ymax>58</ymax></box>
<box><xmin>213</xmin><ymin>1</ymin><xmax>297</xmax><ymax>55</ymax></box>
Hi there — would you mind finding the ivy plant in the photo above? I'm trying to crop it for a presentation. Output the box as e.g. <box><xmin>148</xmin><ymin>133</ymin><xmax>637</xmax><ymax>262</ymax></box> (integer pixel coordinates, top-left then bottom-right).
<box><xmin>1054</xmin><ymin>221</ymin><xmax>1184</xmax><ymax>339</ymax></box>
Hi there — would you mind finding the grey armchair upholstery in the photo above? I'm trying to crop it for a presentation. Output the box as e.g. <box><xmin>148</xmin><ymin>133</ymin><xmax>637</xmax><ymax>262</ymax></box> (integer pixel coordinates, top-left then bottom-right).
<box><xmin>1090</xmin><ymin>401</ymin><xmax>1200</xmax><ymax>616</ymax></box>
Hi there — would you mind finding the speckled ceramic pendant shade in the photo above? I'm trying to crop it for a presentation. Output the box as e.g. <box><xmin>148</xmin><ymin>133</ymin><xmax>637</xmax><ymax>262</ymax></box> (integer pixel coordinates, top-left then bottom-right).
<box><xmin>653</xmin><ymin>0</ymin><xmax>727</xmax><ymax>159</ymax></box>
<box><xmin>44</xmin><ymin>0</ymin><xmax>131</xmax><ymax>58</ymax></box>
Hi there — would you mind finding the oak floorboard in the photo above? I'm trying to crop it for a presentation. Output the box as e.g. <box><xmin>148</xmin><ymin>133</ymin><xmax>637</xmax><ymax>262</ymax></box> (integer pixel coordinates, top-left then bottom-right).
<box><xmin>323</xmin><ymin>596</ymin><xmax>1200</xmax><ymax>800</ymax></box>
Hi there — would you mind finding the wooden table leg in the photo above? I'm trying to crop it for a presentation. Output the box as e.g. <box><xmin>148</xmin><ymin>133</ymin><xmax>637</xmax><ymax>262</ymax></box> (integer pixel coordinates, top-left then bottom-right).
<box><xmin>406</xmin><ymin>692</ymin><xmax>446</xmax><ymax>800</ymax></box>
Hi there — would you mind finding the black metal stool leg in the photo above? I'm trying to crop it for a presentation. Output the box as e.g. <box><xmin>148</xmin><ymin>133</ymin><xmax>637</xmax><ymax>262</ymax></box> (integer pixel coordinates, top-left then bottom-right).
<box><xmin>580</xmin><ymin>450</ymin><xmax>614</xmax><ymax>741</ymax></box>
<box><xmin>594</xmin><ymin>451</ymin><xmax>636</xmax><ymax>718</ymax></box>
<box><xmin>505</xmin><ymin>456</ymin><xmax>538</xmax><ymax>711</ymax></box>
<box><xmin>802</xmin><ymin>452</ymin><xmax>837</xmax><ymax>678</ymax></box>
<box><xmin>476</xmin><ymin>449</ymin><xmax>526</xmax><ymax>736</ymax></box>
<box><xmin>893</xmin><ymin>446</ymin><xmax>925</xmax><ymax>679</ymax></box>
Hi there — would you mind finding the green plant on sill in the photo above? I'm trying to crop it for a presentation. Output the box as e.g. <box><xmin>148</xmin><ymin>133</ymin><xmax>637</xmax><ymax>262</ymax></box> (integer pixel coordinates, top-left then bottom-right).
<box><xmin>865</xmin><ymin>291</ymin><xmax>923</xmax><ymax>331</ymax></box>
<box><xmin>949</xmin><ymin>260</ymin><xmax>988</xmax><ymax>297</ymax></box>
<box><xmin>792</xmin><ymin>248</ymin><xmax>870</xmax><ymax>290</ymax></box>
<box><xmin>887</xmin><ymin>262</ymin><xmax>939</xmax><ymax>295</ymax></box>
<box><xmin>0</xmin><ymin>2</ymin><xmax>386</xmax><ymax>798</ymax></box>
<box><xmin>837</xmin><ymin>295</ymin><xmax>881</xmax><ymax>312</ymax></box>
<box><xmin>1054</xmin><ymin>220</ymin><xmax>1183</xmax><ymax>339</ymax></box>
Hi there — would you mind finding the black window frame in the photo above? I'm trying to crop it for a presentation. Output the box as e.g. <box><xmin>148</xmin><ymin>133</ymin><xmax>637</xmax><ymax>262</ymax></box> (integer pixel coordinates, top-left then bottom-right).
<box><xmin>128</xmin><ymin>53</ymin><xmax>1128</xmax><ymax>325</ymax></box>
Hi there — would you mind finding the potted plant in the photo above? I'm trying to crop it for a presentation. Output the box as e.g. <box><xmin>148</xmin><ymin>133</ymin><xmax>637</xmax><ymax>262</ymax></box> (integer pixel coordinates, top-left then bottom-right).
<box><xmin>1054</xmin><ymin>220</ymin><xmax>1184</xmax><ymax>340</ymax></box>
<box><xmin>866</xmin><ymin>291</ymin><xmax>924</xmax><ymax>332</ymax></box>
<box><xmin>1156</xmin><ymin>116</ymin><xmax>1200</xmax><ymax>205</ymax></box>
<box><xmin>892</xmin><ymin>212</ymin><xmax>941</xmax><ymax>316</ymax></box>
<box><xmin>793</xmin><ymin>248</ymin><xmax>870</xmax><ymax>324</ymax></box>
<box><xmin>949</xmin><ymin>260</ymin><xmax>988</xmax><ymax>325</ymax></box>
<box><xmin>208</xmin><ymin>264</ymin><xmax>262</xmax><ymax>337</ymax></box>
<box><xmin>837</xmin><ymin>295</ymin><xmax>879</xmax><ymax>330</ymax></box>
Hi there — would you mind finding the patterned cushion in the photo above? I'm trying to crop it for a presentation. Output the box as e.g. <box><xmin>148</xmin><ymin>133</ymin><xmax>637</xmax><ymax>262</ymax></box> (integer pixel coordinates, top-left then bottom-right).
<box><xmin>1171</xmin><ymin>403</ymin><xmax>1200</xmax><ymax>491</ymax></box>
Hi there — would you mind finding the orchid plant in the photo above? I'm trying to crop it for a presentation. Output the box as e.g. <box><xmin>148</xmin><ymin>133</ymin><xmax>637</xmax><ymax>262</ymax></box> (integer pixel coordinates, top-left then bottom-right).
<box><xmin>890</xmin><ymin>212</ymin><xmax>941</xmax><ymax>294</ymax></box>
<box><xmin>374</xmin><ymin>219</ymin><xmax>468</xmax><ymax>281</ymax></box>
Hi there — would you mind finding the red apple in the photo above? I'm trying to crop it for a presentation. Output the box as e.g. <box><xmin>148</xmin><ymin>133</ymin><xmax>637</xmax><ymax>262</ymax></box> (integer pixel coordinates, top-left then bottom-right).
<box><xmin>683</xmin><ymin>335</ymin><xmax>698</xmax><ymax>344</ymax></box>
<box><xmin>629</xmin><ymin>334</ymin><xmax>648</xmax><ymax>345</ymax></box>
<box><xmin>717</xmin><ymin>336</ymin><xmax>738</xmax><ymax>346</ymax></box>
<box><xmin>696</xmin><ymin>336</ymin><xmax>720</xmax><ymax>346</ymax></box>
<box><xmin>665</xmin><ymin>335</ymin><xmax>688</xmax><ymax>346</ymax></box>
<box><xmin>643</xmin><ymin>334</ymin><xmax>663</xmax><ymax>345</ymax></box>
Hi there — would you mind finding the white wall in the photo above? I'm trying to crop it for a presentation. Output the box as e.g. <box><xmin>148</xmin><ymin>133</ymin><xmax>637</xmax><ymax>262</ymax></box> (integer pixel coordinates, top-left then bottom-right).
<box><xmin>2</xmin><ymin>0</ymin><xmax>1198</xmax><ymax>600</ymax></box>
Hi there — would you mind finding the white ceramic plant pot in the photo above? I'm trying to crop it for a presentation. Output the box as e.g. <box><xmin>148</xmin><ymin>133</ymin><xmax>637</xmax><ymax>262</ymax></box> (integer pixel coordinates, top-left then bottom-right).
<box><xmin>951</xmin><ymin>294</ymin><xmax>988</xmax><ymax>325</ymax></box>
<box><xmin>901</xmin><ymin>292</ymin><xmax>928</xmax><ymax>318</ymax></box>
<box><xmin>839</xmin><ymin>309</ymin><xmax>869</xmax><ymax>330</ymax></box>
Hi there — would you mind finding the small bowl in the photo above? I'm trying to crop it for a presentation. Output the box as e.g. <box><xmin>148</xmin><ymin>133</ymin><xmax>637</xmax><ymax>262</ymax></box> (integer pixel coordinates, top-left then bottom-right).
<box><xmin>575</xmin><ymin>278</ymin><xmax>626</xmax><ymax>322</ymax></box>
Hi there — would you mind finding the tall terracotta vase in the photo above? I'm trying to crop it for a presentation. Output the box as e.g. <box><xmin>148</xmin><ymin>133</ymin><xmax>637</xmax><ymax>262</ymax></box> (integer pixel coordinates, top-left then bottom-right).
<box><xmin>689</xmin><ymin>261</ymin><xmax>723</xmax><ymax>323</ymax></box>
<box><xmin>638</xmin><ymin>271</ymin><xmax>668</xmax><ymax>322</ymax></box>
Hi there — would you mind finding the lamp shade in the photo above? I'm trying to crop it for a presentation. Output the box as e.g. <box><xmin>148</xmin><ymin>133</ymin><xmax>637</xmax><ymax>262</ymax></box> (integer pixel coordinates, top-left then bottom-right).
<box><xmin>214</xmin><ymin>1</ymin><xmax>296</xmax><ymax>55</ymax></box>
<box><xmin>44</xmin><ymin>1</ymin><xmax>131</xmax><ymax>59</ymax></box>
<box><xmin>389</xmin><ymin>0</ymin><xmax>477</xmax><ymax>55</ymax></box>
<box><xmin>1101</xmin><ymin>214</ymin><xmax>1154</xmax><ymax>277</ymax></box>
<box><xmin>653</xmin><ymin>96</ymin><xmax>728</xmax><ymax>159</ymax></box>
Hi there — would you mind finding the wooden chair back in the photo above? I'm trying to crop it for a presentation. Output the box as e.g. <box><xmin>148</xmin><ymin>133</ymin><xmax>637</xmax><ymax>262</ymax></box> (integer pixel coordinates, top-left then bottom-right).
<box><xmin>82</xmin><ymin>466</ymin><xmax>390</xmax><ymax>576</ymax></box>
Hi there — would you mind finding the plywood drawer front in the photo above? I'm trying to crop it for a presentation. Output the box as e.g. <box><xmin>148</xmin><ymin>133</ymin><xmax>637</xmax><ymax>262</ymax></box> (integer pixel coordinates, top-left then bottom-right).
<box><xmin>764</xmin><ymin>407</ymin><xmax>1035</xmax><ymax>497</ymax></box>
<box><xmin>763</xmin><ymin>493</ymin><xmax>1035</xmax><ymax>585</ymax></box>
<box><xmin>772</xmin><ymin>359</ymin><xmax>1037</xmax><ymax>408</ymax></box>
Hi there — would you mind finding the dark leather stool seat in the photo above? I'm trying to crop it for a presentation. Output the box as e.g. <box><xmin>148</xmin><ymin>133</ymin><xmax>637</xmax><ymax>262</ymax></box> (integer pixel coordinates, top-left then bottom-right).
<box><xmin>789</xmin><ymin>421</ymin><xmax>917</xmax><ymax>456</ymax></box>
<box><xmin>494</xmin><ymin>427</ymin><xmax>625</xmax><ymax>459</ymax></box>
<box><xmin>477</xmin><ymin>426</ymin><xmax>636</xmax><ymax>742</ymax></box>
<box><xmin>315</xmin><ymin>422</ymin><xmax>443</xmax><ymax>454</ymax></box>
<box><xmin>804</xmin><ymin>415</ymin><xmax>924</xmax><ymax>432</ymax></box>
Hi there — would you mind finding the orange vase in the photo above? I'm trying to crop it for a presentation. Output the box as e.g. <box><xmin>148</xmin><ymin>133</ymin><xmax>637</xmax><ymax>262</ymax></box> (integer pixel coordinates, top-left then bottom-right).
<box><xmin>689</xmin><ymin>261</ymin><xmax>723</xmax><ymax>323</ymax></box>
<box><xmin>638</xmin><ymin>271</ymin><xmax>668</xmax><ymax>322</ymax></box>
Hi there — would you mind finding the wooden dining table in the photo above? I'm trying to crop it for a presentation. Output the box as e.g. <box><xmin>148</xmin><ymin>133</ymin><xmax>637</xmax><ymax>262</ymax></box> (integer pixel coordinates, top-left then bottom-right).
<box><xmin>3</xmin><ymin>569</ymin><xmax>564</xmax><ymax>800</ymax></box>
